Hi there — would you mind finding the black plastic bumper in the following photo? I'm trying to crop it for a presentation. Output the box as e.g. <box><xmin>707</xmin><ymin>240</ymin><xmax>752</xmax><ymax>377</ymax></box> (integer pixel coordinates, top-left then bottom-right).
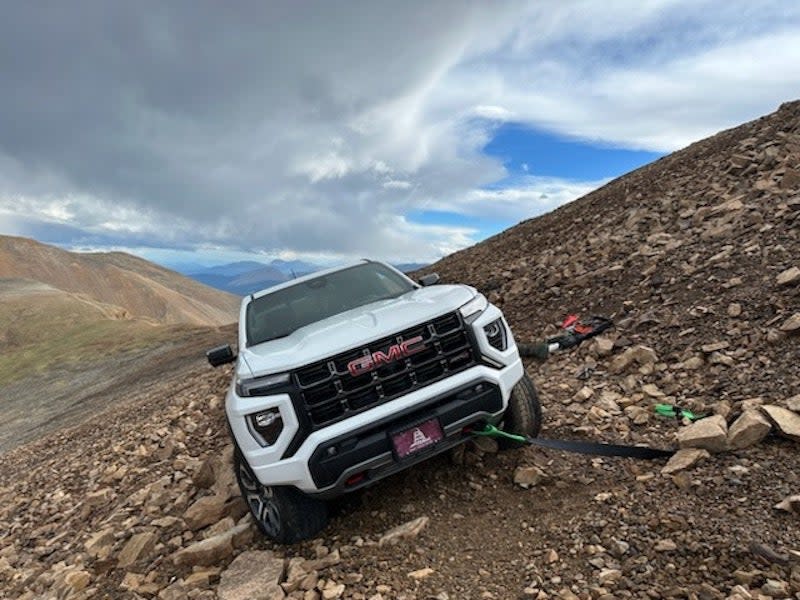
<box><xmin>306</xmin><ymin>380</ymin><xmax>503</xmax><ymax>498</ymax></box>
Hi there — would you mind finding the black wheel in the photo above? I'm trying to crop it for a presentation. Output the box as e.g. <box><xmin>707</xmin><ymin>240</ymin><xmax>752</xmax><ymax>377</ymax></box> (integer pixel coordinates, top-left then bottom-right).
<box><xmin>498</xmin><ymin>373</ymin><xmax>542</xmax><ymax>450</ymax></box>
<box><xmin>234</xmin><ymin>450</ymin><xmax>329</xmax><ymax>544</ymax></box>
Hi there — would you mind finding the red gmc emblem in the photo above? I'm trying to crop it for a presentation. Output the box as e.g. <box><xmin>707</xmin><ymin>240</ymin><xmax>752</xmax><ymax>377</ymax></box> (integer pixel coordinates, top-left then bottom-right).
<box><xmin>347</xmin><ymin>335</ymin><xmax>426</xmax><ymax>376</ymax></box>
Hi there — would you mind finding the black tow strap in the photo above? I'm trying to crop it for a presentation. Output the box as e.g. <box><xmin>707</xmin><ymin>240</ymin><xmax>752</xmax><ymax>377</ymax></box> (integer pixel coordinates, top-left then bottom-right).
<box><xmin>474</xmin><ymin>424</ymin><xmax>675</xmax><ymax>459</ymax></box>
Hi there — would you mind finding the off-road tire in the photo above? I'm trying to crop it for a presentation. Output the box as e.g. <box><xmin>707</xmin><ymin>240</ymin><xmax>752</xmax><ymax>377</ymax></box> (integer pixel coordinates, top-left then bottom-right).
<box><xmin>498</xmin><ymin>373</ymin><xmax>542</xmax><ymax>450</ymax></box>
<box><xmin>234</xmin><ymin>450</ymin><xmax>328</xmax><ymax>544</ymax></box>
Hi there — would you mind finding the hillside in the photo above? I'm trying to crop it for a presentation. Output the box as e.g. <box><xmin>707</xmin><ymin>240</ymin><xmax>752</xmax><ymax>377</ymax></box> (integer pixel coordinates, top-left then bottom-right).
<box><xmin>1</xmin><ymin>102</ymin><xmax>800</xmax><ymax>599</ymax></box>
<box><xmin>421</xmin><ymin>99</ymin><xmax>800</xmax><ymax>404</ymax></box>
<box><xmin>0</xmin><ymin>236</ymin><xmax>240</xmax><ymax>326</ymax></box>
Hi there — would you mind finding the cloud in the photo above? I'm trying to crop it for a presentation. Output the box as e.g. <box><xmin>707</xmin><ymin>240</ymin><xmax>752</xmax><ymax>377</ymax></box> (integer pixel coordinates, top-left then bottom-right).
<box><xmin>383</xmin><ymin>180</ymin><xmax>412</xmax><ymax>190</ymax></box>
<box><xmin>0</xmin><ymin>1</ymin><xmax>798</xmax><ymax>262</ymax></box>
<box><xmin>426</xmin><ymin>176</ymin><xmax>608</xmax><ymax>221</ymax></box>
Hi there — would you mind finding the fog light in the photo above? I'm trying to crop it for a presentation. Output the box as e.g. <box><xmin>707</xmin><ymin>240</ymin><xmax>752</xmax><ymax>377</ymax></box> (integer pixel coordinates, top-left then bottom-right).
<box><xmin>255</xmin><ymin>411</ymin><xmax>278</xmax><ymax>427</ymax></box>
<box><xmin>484</xmin><ymin>318</ymin><xmax>508</xmax><ymax>350</ymax></box>
<box><xmin>249</xmin><ymin>408</ymin><xmax>283</xmax><ymax>446</ymax></box>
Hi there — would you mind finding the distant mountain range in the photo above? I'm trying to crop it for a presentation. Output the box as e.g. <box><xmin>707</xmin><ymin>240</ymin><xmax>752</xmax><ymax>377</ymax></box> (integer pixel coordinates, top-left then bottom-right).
<box><xmin>181</xmin><ymin>260</ymin><xmax>428</xmax><ymax>296</ymax></box>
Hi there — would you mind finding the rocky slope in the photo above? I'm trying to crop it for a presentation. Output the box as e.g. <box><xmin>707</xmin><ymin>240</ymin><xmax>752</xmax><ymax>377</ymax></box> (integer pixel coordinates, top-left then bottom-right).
<box><xmin>0</xmin><ymin>236</ymin><xmax>240</xmax><ymax>326</ymax></box>
<box><xmin>2</xmin><ymin>102</ymin><xmax>800</xmax><ymax>599</ymax></box>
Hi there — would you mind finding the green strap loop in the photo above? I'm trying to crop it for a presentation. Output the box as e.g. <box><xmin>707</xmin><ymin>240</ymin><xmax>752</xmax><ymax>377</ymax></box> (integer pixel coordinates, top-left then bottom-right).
<box><xmin>654</xmin><ymin>403</ymin><xmax>705</xmax><ymax>421</ymax></box>
<box><xmin>472</xmin><ymin>423</ymin><xmax>527</xmax><ymax>443</ymax></box>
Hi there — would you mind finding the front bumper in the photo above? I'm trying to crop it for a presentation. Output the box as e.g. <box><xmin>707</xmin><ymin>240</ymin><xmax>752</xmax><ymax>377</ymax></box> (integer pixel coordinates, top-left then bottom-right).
<box><xmin>227</xmin><ymin>358</ymin><xmax>524</xmax><ymax>495</ymax></box>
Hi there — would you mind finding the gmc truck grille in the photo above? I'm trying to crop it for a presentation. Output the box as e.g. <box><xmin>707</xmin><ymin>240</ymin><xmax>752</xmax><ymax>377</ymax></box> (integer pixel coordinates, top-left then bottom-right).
<box><xmin>292</xmin><ymin>312</ymin><xmax>477</xmax><ymax>428</ymax></box>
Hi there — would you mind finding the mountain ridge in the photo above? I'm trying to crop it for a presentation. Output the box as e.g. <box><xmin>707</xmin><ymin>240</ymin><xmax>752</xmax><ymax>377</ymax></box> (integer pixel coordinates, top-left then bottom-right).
<box><xmin>0</xmin><ymin>235</ymin><xmax>239</xmax><ymax>326</ymax></box>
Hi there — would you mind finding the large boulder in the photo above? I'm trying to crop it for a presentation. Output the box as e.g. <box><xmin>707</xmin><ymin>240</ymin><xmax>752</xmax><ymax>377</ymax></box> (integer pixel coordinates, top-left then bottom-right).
<box><xmin>728</xmin><ymin>410</ymin><xmax>771</xmax><ymax>450</ymax></box>
<box><xmin>761</xmin><ymin>405</ymin><xmax>800</xmax><ymax>441</ymax></box>
<box><xmin>661</xmin><ymin>448</ymin><xmax>710</xmax><ymax>475</ymax></box>
<box><xmin>117</xmin><ymin>531</ymin><xmax>157</xmax><ymax>568</ymax></box>
<box><xmin>676</xmin><ymin>415</ymin><xmax>728</xmax><ymax>453</ymax></box>
<box><xmin>172</xmin><ymin>521</ymin><xmax>253</xmax><ymax>568</ymax></box>
<box><xmin>217</xmin><ymin>550</ymin><xmax>285</xmax><ymax>600</ymax></box>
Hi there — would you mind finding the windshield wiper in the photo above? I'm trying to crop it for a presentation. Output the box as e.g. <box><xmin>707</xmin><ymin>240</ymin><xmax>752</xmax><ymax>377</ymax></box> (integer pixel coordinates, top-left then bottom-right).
<box><xmin>261</xmin><ymin>331</ymin><xmax>293</xmax><ymax>343</ymax></box>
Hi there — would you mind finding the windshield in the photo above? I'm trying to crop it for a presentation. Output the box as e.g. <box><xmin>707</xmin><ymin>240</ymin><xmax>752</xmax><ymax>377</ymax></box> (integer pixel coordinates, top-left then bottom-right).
<box><xmin>245</xmin><ymin>262</ymin><xmax>416</xmax><ymax>346</ymax></box>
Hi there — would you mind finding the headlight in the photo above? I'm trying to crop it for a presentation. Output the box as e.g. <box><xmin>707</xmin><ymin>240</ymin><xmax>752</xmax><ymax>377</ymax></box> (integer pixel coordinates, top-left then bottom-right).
<box><xmin>236</xmin><ymin>372</ymin><xmax>290</xmax><ymax>396</ymax></box>
<box><xmin>484</xmin><ymin>318</ymin><xmax>508</xmax><ymax>351</ymax></box>
<box><xmin>248</xmin><ymin>408</ymin><xmax>283</xmax><ymax>446</ymax></box>
<box><xmin>459</xmin><ymin>294</ymin><xmax>488</xmax><ymax>321</ymax></box>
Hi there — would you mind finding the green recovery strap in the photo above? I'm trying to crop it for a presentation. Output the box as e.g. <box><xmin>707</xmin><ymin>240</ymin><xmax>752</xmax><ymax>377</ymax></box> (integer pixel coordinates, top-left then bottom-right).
<box><xmin>473</xmin><ymin>424</ymin><xmax>675</xmax><ymax>460</ymax></box>
<box><xmin>654</xmin><ymin>403</ymin><xmax>705</xmax><ymax>421</ymax></box>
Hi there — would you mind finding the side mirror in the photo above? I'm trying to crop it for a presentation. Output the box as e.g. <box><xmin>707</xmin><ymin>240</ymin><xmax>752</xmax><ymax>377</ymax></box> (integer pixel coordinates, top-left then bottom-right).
<box><xmin>207</xmin><ymin>344</ymin><xmax>236</xmax><ymax>367</ymax></box>
<box><xmin>418</xmin><ymin>273</ymin><xmax>440</xmax><ymax>286</ymax></box>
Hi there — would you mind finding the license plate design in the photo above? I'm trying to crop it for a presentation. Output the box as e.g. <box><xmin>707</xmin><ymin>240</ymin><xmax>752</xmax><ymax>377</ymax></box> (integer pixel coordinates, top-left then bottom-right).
<box><xmin>391</xmin><ymin>418</ymin><xmax>443</xmax><ymax>459</ymax></box>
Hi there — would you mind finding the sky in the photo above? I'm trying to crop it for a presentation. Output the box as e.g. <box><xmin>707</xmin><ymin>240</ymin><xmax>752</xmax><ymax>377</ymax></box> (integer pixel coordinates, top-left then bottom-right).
<box><xmin>1</xmin><ymin>1</ymin><xmax>799</xmax><ymax>268</ymax></box>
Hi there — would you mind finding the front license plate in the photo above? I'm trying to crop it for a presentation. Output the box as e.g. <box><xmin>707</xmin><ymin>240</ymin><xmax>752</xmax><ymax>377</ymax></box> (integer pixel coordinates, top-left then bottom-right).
<box><xmin>391</xmin><ymin>418</ymin><xmax>444</xmax><ymax>459</ymax></box>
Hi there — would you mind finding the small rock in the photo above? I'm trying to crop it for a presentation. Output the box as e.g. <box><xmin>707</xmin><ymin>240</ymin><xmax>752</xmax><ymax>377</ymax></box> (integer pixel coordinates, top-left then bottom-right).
<box><xmin>641</xmin><ymin>383</ymin><xmax>664</xmax><ymax>398</ymax></box>
<box><xmin>727</xmin><ymin>303</ymin><xmax>743</xmax><ymax>317</ymax></box>
<box><xmin>302</xmin><ymin>548</ymin><xmax>340</xmax><ymax>571</ymax></box>
<box><xmin>121</xmin><ymin>572</ymin><xmax>146</xmax><ymax>592</ymax></box>
<box><xmin>776</xmin><ymin>266</ymin><xmax>800</xmax><ymax>287</ymax></box>
<box><xmin>593</xmin><ymin>337</ymin><xmax>614</xmax><ymax>357</ymax></box>
<box><xmin>513</xmin><ymin>466</ymin><xmax>547</xmax><ymax>488</ymax></box>
<box><xmin>676</xmin><ymin>415</ymin><xmax>728</xmax><ymax>453</ymax></box>
<box><xmin>701</xmin><ymin>341</ymin><xmax>729</xmax><ymax>353</ymax></box>
<box><xmin>609</xmin><ymin>345</ymin><xmax>658</xmax><ymax>373</ymax></box>
<box><xmin>193</xmin><ymin>458</ymin><xmax>217</xmax><ymax>489</ymax></box>
<box><xmin>184</xmin><ymin>494</ymin><xmax>229</xmax><ymax>531</ymax></box>
<box><xmin>85</xmin><ymin>527</ymin><xmax>116</xmax><ymax>560</ymax></box>
<box><xmin>654</xmin><ymin>539</ymin><xmax>677</xmax><ymax>552</ymax></box>
<box><xmin>65</xmin><ymin>570</ymin><xmax>91</xmax><ymax>592</ymax></box>
<box><xmin>780</xmin><ymin>313</ymin><xmax>800</xmax><ymax>332</ymax></box>
<box><xmin>597</xmin><ymin>569</ymin><xmax>622</xmax><ymax>584</ymax></box>
<box><xmin>682</xmin><ymin>356</ymin><xmax>705</xmax><ymax>370</ymax></box>
<box><xmin>786</xmin><ymin>394</ymin><xmax>800</xmax><ymax>412</ymax></box>
<box><xmin>574</xmin><ymin>386</ymin><xmax>594</xmax><ymax>402</ymax></box>
<box><xmin>609</xmin><ymin>539</ymin><xmax>630</xmax><ymax>557</ymax></box>
<box><xmin>85</xmin><ymin>488</ymin><xmax>114</xmax><ymax>508</ymax></box>
<box><xmin>321</xmin><ymin>583</ymin><xmax>345</xmax><ymax>599</ymax></box>
<box><xmin>762</xmin><ymin>405</ymin><xmax>800</xmax><ymax>441</ymax></box>
<box><xmin>183</xmin><ymin>568</ymin><xmax>219</xmax><ymax>590</ymax></box>
<box><xmin>661</xmin><ymin>448</ymin><xmax>710</xmax><ymax>475</ymax></box>
<box><xmin>728</xmin><ymin>410</ymin><xmax>772</xmax><ymax>449</ymax></box>
<box><xmin>158</xmin><ymin>581</ymin><xmax>188</xmax><ymax>600</ymax></box>
<box><xmin>775</xmin><ymin>495</ymin><xmax>800</xmax><ymax>514</ymax></box>
<box><xmin>761</xmin><ymin>579</ymin><xmax>789</xmax><ymax>597</ymax></box>
<box><xmin>378</xmin><ymin>516</ymin><xmax>429</xmax><ymax>546</ymax></box>
<box><xmin>118</xmin><ymin>532</ymin><xmax>157</xmax><ymax>568</ymax></box>
<box><xmin>407</xmin><ymin>568</ymin><xmax>434</xmax><ymax>580</ymax></box>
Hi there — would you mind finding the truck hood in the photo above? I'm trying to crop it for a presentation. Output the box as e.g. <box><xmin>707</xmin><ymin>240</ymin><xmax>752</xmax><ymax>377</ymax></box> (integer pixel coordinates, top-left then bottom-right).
<box><xmin>239</xmin><ymin>284</ymin><xmax>476</xmax><ymax>378</ymax></box>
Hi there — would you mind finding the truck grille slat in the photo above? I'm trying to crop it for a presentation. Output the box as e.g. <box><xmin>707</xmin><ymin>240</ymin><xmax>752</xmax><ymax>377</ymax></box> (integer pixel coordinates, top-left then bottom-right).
<box><xmin>293</xmin><ymin>311</ymin><xmax>478</xmax><ymax>428</ymax></box>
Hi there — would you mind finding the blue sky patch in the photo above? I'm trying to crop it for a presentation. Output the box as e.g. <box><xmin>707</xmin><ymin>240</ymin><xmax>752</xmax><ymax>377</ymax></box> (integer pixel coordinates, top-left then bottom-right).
<box><xmin>483</xmin><ymin>123</ymin><xmax>662</xmax><ymax>181</ymax></box>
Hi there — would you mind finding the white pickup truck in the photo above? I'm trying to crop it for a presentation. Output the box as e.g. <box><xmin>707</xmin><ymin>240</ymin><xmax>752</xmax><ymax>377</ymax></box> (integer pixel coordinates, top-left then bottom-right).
<box><xmin>207</xmin><ymin>259</ymin><xmax>540</xmax><ymax>543</ymax></box>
